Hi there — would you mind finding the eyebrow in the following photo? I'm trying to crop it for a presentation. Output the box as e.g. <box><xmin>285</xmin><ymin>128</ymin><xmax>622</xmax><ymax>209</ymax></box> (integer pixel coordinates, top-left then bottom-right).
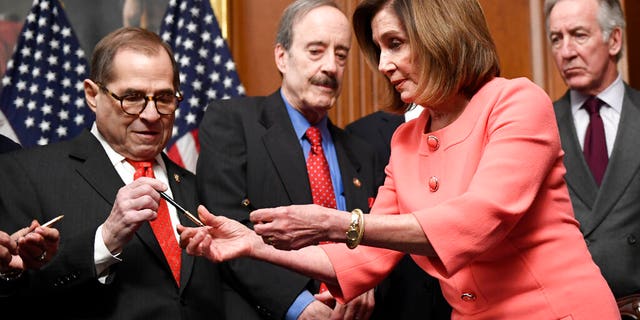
<box><xmin>120</xmin><ymin>88</ymin><xmax>175</xmax><ymax>95</ymax></box>
<box><xmin>306</xmin><ymin>41</ymin><xmax>350</xmax><ymax>52</ymax></box>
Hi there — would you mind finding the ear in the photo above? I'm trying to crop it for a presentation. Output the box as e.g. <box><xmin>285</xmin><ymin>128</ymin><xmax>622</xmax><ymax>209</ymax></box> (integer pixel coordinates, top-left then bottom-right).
<box><xmin>274</xmin><ymin>43</ymin><xmax>287</xmax><ymax>74</ymax></box>
<box><xmin>608</xmin><ymin>27</ymin><xmax>622</xmax><ymax>57</ymax></box>
<box><xmin>84</xmin><ymin>79</ymin><xmax>99</xmax><ymax>113</ymax></box>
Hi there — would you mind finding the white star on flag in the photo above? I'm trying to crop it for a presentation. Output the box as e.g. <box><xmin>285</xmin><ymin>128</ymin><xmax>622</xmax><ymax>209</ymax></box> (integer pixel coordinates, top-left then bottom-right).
<box><xmin>0</xmin><ymin>0</ymin><xmax>93</xmax><ymax>147</ymax></box>
<box><xmin>160</xmin><ymin>0</ymin><xmax>244</xmax><ymax>172</ymax></box>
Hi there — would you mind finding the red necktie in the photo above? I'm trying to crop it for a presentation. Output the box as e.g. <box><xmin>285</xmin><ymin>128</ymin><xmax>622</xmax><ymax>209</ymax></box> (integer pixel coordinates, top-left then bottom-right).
<box><xmin>128</xmin><ymin>160</ymin><xmax>181</xmax><ymax>286</ymax></box>
<box><xmin>305</xmin><ymin>127</ymin><xmax>335</xmax><ymax>293</ymax></box>
<box><xmin>582</xmin><ymin>96</ymin><xmax>608</xmax><ymax>186</ymax></box>
<box><xmin>305</xmin><ymin>126</ymin><xmax>337</xmax><ymax>209</ymax></box>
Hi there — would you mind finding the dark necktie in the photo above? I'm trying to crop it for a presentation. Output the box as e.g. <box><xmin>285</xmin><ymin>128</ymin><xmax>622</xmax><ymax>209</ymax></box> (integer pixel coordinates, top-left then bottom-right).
<box><xmin>582</xmin><ymin>96</ymin><xmax>608</xmax><ymax>185</ymax></box>
<box><xmin>305</xmin><ymin>126</ymin><xmax>335</xmax><ymax>293</ymax></box>
<box><xmin>128</xmin><ymin>160</ymin><xmax>182</xmax><ymax>286</ymax></box>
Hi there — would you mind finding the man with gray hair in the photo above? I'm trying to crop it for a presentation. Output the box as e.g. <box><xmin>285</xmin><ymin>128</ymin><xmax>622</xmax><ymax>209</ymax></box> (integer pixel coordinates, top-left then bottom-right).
<box><xmin>196</xmin><ymin>0</ymin><xmax>378</xmax><ymax>319</ymax></box>
<box><xmin>546</xmin><ymin>0</ymin><xmax>640</xmax><ymax>299</ymax></box>
<box><xmin>0</xmin><ymin>27</ymin><xmax>226</xmax><ymax>319</ymax></box>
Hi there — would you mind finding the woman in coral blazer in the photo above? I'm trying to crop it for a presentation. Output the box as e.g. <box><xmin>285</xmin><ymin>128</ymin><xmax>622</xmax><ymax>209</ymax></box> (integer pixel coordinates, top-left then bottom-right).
<box><xmin>179</xmin><ymin>0</ymin><xmax>619</xmax><ymax>318</ymax></box>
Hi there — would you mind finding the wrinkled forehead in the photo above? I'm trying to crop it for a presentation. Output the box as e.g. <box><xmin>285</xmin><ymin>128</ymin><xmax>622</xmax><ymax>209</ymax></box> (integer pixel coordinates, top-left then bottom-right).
<box><xmin>548</xmin><ymin>0</ymin><xmax>599</xmax><ymax>30</ymax></box>
<box><xmin>291</xmin><ymin>6</ymin><xmax>351</xmax><ymax>48</ymax></box>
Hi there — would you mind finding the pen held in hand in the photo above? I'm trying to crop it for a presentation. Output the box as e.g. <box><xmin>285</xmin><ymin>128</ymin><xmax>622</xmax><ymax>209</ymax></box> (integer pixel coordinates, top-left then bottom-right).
<box><xmin>23</xmin><ymin>215</ymin><xmax>63</xmax><ymax>237</ymax></box>
<box><xmin>158</xmin><ymin>191</ymin><xmax>205</xmax><ymax>227</ymax></box>
<box><xmin>41</xmin><ymin>215</ymin><xmax>64</xmax><ymax>228</ymax></box>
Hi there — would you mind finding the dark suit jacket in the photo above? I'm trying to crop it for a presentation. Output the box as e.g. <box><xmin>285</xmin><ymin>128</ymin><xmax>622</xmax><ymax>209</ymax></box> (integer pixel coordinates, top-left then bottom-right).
<box><xmin>197</xmin><ymin>91</ymin><xmax>379</xmax><ymax>319</ymax></box>
<box><xmin>0</xmin><ymin>134</ymin><xmax>20</xmax><ymax>153</ymax></box>
<box><xmin>345</xmin><ymin>111</ymin><xmax>451</xmax><ymax>320</ymax></box>
<box><xmin>553</xmin><ymin>84</ymin><xmax>640</xmax><ymax>298</ymax></box>
<box><xmin>0</xmin><ymin>130</ymin><xmax>225</xmax><ymax>319</ymax></box>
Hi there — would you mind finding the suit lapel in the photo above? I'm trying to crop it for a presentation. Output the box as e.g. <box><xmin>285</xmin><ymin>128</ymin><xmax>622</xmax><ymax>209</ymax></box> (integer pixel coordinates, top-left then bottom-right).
<box><xmin>554</xmin><ymin>93</ymin><xmax>598</xmax><ymax>218</ymax></box>
<box><xmin>331</xmin><ymin>123</ymin><xmax>369</xmax><ymax>211</ymax></box>
<box><xmin>379</xmin><ymin>112</ymin><xmax>404</xmax><ymax>147</ymax></box>
<box><xmin>260</xmin><ymin>92</ymin><xmax>313</xmax><ymax>204</ymax></box>
<box><xmin>585</xmin><ymin>85</ymin><xmax>640</xmax><ymax>235</ymax></box>
<box><xmin>71</xmin><ymin>131</ymin><xmax>125</xmax><ymax>210</ymax></box>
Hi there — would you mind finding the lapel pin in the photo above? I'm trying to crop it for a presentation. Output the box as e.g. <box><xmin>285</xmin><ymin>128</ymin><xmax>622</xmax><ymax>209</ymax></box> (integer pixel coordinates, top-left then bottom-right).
<box><xmin>174</xmin><ymin>173</ymin><xmax>180</xmax><ymax>183</ymax></box>
<box><xmin>352</xmin><ymin>177</ymin><xmax>362</xmax><ymax>188</ymax></box>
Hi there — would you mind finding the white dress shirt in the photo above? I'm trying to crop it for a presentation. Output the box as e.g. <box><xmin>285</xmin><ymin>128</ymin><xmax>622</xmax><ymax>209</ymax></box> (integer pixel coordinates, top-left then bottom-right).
<box><xmin>570</xmin><ymin>74</ymin><xmax>624</xmax><ymax>157</ymax></box>
<box><xmin>90</xmin><ymin>124</ymin><xmax>180</xmax><ymax>280</ymax></box>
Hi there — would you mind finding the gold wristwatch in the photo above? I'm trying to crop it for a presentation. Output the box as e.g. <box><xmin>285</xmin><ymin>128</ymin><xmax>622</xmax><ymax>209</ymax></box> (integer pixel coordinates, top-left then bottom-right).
<box><xmin>346</xmin><ymin>209</ymin><xmax>364</xmax><ymax>249</ymax></box>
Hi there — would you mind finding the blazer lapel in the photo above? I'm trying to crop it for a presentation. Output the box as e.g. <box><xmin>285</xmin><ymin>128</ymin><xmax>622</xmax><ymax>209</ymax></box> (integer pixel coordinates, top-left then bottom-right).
<box><xmin>585</xmin><ymin>85</ymin><xmax>640</xmax><ymax>235</ymax></box>
<box><xmin>331</xmin><ymin>123</ymin><xmax>369</xmax><ymax>211</ymax></box>
<box><xmin>260</xmin><ymin>92</ymin><xmax>314</xmax><ymax>204</ymax></box>
<box><xmin>554</xmin><ymin>93</ymin><xmax>598</xmax><ymax>220</ymax></box>
<box><xmin>379</xmin><ymin>112</ymin><xmax>404</xmax><ymax>146</ymax></box>
<box><xmin>71</xmin><ymin>131</ymin><xmax>125</xmax><ymax>210</ymax></box>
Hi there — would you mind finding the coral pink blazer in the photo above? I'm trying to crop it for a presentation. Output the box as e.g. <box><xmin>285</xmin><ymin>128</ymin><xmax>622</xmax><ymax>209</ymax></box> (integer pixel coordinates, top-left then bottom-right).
<box><xmin>323</xmin><ymin>78</ymin><xmax>619</xmax><ymax>319</ymax></box>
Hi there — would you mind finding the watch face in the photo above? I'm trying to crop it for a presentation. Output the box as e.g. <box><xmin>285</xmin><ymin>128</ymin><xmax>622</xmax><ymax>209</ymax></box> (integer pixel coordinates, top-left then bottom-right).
<box><xmin>346</xmin><ymin>229</ymin><xmax>358</xmax><ymax>241</ymax></box>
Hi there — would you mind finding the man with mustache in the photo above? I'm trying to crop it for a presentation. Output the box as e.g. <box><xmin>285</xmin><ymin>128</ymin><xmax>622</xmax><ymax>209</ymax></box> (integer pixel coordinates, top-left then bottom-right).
<box><xmin>196</xmin><ymin>0</ymin><xmax>379</xmax><ymax>319</ymax></box>
<box><xmin>546</xmin><ymin>0</ymin><xmax>640</xmax><ymax>299</ymax></box>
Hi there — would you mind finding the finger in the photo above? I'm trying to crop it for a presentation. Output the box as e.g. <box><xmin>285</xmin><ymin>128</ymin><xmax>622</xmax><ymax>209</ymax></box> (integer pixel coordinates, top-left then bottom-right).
<box><xmin>330</xmin><ymin>302</ymin><xmax>347</xmax><ymax>320</ymax></box>
<box><xmin>314</xmin><ymin>290</ymin><xmax>335</xmax><ymax>305</ymax></box>
<box><xmin>178</xmin><ymin>226</ymin><xmax>198</xmax><ymax>248</ymax></box>
<box><xmin>253</xmin><ymin>223</ymin><xmax>270</xmax><ymax>236</ymax></box>
<box><xmin>357</xmin><ymin>290</ymin><xmax>375</xmax><ymax>320</ymax></box>
<box><xmin>118</xmin><ymin>181</ymin><xmax>163</xmax><ymax>208</ymax></box>
<box><xmin>130</xmin><ymin>176</ymin><xmax>168</xmax><ymax>193</ymax></box>
<box><xmin>34</xmin><ymin>224</ymin><xmax>60</xmax><ymax>241</ymax></box>
<box><xmin>11</xmin><ymin>225</ymin><xmax>33</xmax><ymax>240</ymax></box>
<box><xmin>184</xmin><ymin>229</ymin><xmax>206</xmax><ymax>254</ymax></box>
<box><xmin>249</xmin><ymin>208</ymin><xmax>275</xmax><ymax>224</ymax></box>
<box><xmin>197</xmin><ymin>205</ymin><xmax>216</xmax><ymax>225</ymax></box>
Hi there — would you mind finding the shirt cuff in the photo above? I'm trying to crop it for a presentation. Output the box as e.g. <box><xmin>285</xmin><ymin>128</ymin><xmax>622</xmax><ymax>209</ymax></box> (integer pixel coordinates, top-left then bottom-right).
<box><xmin>94</xmin><ymin>224</ymin><xmax>122</xmax><ymax>283</ymax></box>
<box><xmin>285</xmin><ymin>290</ymin><xmax>315</xmax><ymax>320</ymax></box>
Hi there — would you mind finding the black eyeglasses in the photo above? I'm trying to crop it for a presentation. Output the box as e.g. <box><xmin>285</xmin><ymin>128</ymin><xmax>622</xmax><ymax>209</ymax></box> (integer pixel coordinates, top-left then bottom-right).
<box><xmin>96</xmin><ymin>82</ymin><xmax>183</xmax><ymax>116</ymax></box>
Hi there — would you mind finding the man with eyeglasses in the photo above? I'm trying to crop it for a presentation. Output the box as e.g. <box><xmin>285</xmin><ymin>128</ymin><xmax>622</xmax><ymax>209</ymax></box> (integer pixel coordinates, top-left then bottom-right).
<box><xmin>0</xmin><ymin>27</ymin><xmax>226</xmax><ymax>319</ymax></box>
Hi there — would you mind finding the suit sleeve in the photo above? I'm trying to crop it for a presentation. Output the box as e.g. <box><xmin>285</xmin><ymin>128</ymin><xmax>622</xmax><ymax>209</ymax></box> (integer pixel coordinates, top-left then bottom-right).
<box><xmin>0</xmin><ymin>150</ymin><xmax>104</xmax><ymax>297</ymax></box>
<box><xmin>197</xmin><ymin>100</ymin><xmax>315</xmax><ymax>319</ymax></box>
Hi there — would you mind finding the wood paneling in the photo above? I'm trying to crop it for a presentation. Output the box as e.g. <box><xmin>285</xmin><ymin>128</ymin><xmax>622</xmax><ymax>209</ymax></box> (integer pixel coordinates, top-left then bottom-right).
<box><xmin>228</xmin><ymin>0</ymin><xmax>289</xmax><ymax>96</ymax></box>
<box><xmin>479</xmin><ymin>0</ymin><xmax>533</xmax><ymax>80</ymax></box>
<box><xmin>625</xmin><ymin>0</ymin><xmax>640</xmax><ymax>88</ymax></box>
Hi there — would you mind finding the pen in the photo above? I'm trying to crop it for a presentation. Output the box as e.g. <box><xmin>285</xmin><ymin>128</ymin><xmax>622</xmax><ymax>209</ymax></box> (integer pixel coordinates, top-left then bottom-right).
<box><xmin>41</xmin><ymin>215</ymin><xmax>64</xmax><ymax>228</ymax></box>
<box><xmin>23</xmin><ymin>215</ymin><xmax>63</xmax><ymax>237</ymax></box>
<box><xmin>158</xmin><ymin>191</ymin><xmax>205</xmax><ymax>227</ymax></box>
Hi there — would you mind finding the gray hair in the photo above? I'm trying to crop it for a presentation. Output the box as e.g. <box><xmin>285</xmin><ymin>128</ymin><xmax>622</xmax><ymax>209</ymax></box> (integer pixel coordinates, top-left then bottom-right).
<box><xmin>544</xmin><ymin>0</ymin><xmax>625</xmax><ymax>61</ymax></box>
<box><xmin>275</xmin><ymin>0</ymin><xmax>341</xmax><ymax>51</ymax></box>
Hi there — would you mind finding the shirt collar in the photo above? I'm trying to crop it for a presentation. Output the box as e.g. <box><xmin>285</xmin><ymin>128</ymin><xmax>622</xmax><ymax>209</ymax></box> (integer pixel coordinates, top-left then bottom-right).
<box><xmin>570</xmin><ymin>74</ymin><xmax>624</xmax><ymax>113</ymax></box>
<box><xmin>90</xmin><ymin>123</ymin><xmax>165</xmax><ymax>169</ymax></box>
<box><xmin>280</xmin><ymin>89</ymin><xmax>329</xmax><ymax>141</ymax></box>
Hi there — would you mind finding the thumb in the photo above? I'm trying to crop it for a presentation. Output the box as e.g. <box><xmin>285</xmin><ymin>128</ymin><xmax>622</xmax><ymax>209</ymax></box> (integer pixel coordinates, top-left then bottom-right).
<box><xmin>314</xmin><ymin>290</ymin><xmax>336</xmax><ymax>305</ymax></box>
<box><xmin>197</xmin><ymin>205</ymin><xmax>218</xmax><ymax>226</ymax></box>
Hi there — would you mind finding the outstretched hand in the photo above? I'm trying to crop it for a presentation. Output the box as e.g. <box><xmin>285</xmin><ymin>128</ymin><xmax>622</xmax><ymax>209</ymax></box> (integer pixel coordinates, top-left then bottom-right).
<box><xmin>250</xmin><ymin>204</ymin><xmax>345</xmax><ymax>250</ymax></box>
<box><xmin>177</xmin><ymin>205</ymin><xmax>261</xmax><ymax>262</ymax></box>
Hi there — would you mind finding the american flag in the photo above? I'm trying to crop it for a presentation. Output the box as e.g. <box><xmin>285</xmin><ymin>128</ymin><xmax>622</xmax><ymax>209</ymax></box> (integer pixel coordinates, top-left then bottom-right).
<box><xmin>0</xmin><ymin>0</ymin><xmax>93</xmax><ymax>147</ymax></box>
<box><xmin>160</xmin><ymin>0</ymin><xmax>245</xmax><ymax>172</ymax></box>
